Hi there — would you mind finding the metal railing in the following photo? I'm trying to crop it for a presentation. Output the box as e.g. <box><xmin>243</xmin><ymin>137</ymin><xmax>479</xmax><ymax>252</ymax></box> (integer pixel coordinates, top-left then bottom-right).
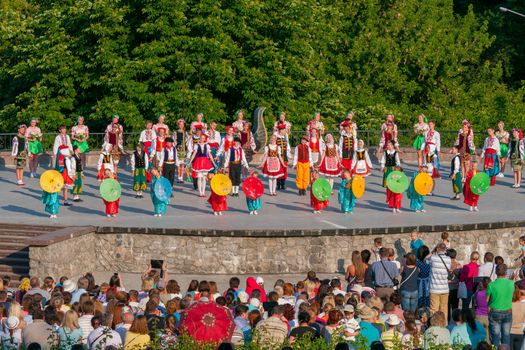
<box><xmin>0</xmin><ymin>129</ymin><xmax>466</xmax><ymax>152</ymax></box>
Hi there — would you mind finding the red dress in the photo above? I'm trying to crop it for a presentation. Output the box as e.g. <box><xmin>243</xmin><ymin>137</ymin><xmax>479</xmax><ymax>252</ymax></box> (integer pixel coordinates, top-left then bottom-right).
<box><xmin>386</xmin><ymin>189</ymin><xmax>402</xmax><ymax>209</ymax></box>
<box><xmin>208</xmin><ymin>191</ymin><xmax>228</xmax><ymax>212</ymax></box>
<box><xmin>103</xmin><ymin>199</ymin><xmax>120</xmax><ymax>215</ymax></box>
<box><xmin>262</xmin><ymin>146</ymin><xmax>285</xmax><ymax>179</ymax></box>
<box><xmin>463</xmin><ymin>170</ymin><xmax>479</xmax><ymax>206</ymax></box>
<box><xmin>318</xmin><ymin>145</ymin><xmax>341</xmax><ymax>177</ymax></box>
<box><xmin>310</xmin><ymin>188</ymin><xmax>329</xmax><ymax>211</ymax></box>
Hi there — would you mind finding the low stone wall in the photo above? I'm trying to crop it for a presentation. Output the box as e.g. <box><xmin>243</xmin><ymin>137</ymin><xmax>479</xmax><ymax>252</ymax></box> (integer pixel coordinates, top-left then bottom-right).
<box><xmin>28</xmin><ymin>224</ymin><xmax>523</xmax><ymax>277</ymax></box>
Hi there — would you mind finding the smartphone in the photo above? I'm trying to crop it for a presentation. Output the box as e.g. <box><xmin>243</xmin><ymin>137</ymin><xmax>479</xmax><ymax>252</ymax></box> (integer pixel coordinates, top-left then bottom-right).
<box><xmin>151</xmin><ymin>259</ymin><xmax>164</xmax><ymax>269</ymax></box>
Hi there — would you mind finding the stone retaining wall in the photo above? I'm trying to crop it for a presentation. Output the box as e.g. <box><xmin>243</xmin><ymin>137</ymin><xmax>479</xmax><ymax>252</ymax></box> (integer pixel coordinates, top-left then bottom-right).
<box><xmin>28</xmin><ymin>225</ymin><xmax>524</xmax><ymax>276</ymax></box>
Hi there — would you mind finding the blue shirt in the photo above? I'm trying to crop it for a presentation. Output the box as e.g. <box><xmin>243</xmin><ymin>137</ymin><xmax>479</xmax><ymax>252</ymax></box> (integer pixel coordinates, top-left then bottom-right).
<box><xmin>71</xmin><ymin>288</ymin><xmax>86</xmax><ymax>304</ymax></box>
<box><xmin>410</xmin><ymin>239</ymin><xmax>424</xmax><ymax>255</ymax></box>
<box><xmin>358</xmin><ymin>321</ymin><xmax>380</xmax><ymax>348</ymax></box>
<box><xmin>466</xmin><ymin>321</ymin><xmax>486</xmax><ymax>348</ymax></box>
<box><xmin>371</xmin><ymin>259</ymin><xmax>399</xmax><ymax>287</ymax></box>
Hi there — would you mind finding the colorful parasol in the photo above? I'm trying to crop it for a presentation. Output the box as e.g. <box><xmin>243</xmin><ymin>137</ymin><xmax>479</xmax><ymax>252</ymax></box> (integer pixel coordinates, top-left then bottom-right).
<box><xmin>386</xmin><ymin>171</ymin><xmax>409</xmax><ymax>194</ymax></box>
<box><xmin>100</xmin><ymin>178</ymin><xmax>122</xmax><ymax>202</ymax></box>
<box><xmin>242</xmin><ymin>176</ymin><xmax>264</xmax><ymax>199</ymax></box>
<box><xmin>210</xmin><ymin>174</ymin><xmax>232</xmax><ymax>196</ymax></box>
<box><xmin>154</xmin><ymin>176</ymin><xmax>172</xmax><ymax>202</ymax></box>
<box><xmin>179</xmin><ymin>301</ymin><xmax>235</xmax><ymax>344</ymax></box>
<box><xmin>312</xmin><ymin>178</ymin><xmax>331</xmax><ymax>201</ymax></box>
<box><xmin>414</xmin><ymin>172</ymin><xmax>434</xmax><ymax>196</ymax></box>
<box><xmin>351</xmin><ymin>175</ymin><xmax>365</xmax><ymax>199</ymax></box>
<box><xmin>40</xmin><ymin>170</ymin><xmax>64</xmax><ymax>193</ymax></box>
<box><xmin>470</xmin><ymin>172</ymin><xmax>490</xmax><ymax>195</ymax></box>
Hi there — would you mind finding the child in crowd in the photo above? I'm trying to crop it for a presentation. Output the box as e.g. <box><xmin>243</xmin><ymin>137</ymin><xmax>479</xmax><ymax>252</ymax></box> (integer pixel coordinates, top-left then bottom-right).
<box><xmin>372</xmin><ymin>237</ymin><xmax>382</xmax><ymax>262</ymax></box>
<box><xmin>441</xmin><ymin>232</ymin><xmax>451</xmax><ymax>249</ymax></box>
<box><xmin>516</xmin><ymin>236</ymin><xmax>525</xmax><ymax>262</ymax></box>
<box><xmin>407</xmin><ymin>167</ymin><xmax>427</xmax><ymax>213</ymax></box>
<box><xmin>450</xmin><ymin>145</ymin><xmax>462</xmax><ymax>200</ymax></box>
<box><xmin>463</xmin><ymin>160</ymin><xmax>480</xmax><ymax>212</ymax></box>
<box><xmin>42</xmin><ymin>189</ymin><xmax>60</xmax><ymax>219</ymax></box>
<box><xmin>130</xmin><ymin>143</ymin><xmax>149</xmax><ymax>198</ymax></box>
<box><xmin>342</xmin><ymin>305</ymin><xmax>360</xmax><ymax>342</ymax></box>
<box><xmin>338</xmin><ymin>169</ymin><xmax>356</xmax><ymax>214</ymax></box>
<box><xmin>410</xmin><ymin>231</ymin><xmax>424</xmax><ymax>256</ymax></box>
<box><xmin>12</xmin><ymin>124</ymin><xmax>28</xmax><ymax>186</ymax></box>
<box><xmin>508</xmin><ymin>128</ymin><xmax>524</xmax><ymax>188</ymax></box>
<box><xmin>245</xmin><ymin>171</ymin><xmax>262</xmax><ymax>216</ymax></box>
<box><xmin>102</xmin><ymin>169</ymin><xmax>120</xmax><ymax>217</ymax></box>
<box><xmin>71</xmin><ymin>145</ymin><xmax>84</xmax><ymax>202</ymax></box>
<box><xmin>208</xmin><ymin>173</ymin><xmax>228</xmax><ymax>216</ymax></box>
<box><xmin>150</xmin><ymin>168</ymin><xmax>169</xmax><ymax>217</ymax></box>
<box><xmin>310</xmin><ymin>170</ymin><xmax>329</xmax><ymax>214</ymax></box>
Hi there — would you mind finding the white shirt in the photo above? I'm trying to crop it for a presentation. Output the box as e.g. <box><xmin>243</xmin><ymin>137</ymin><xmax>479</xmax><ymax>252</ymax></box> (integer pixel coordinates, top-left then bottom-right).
<box><xmin>224</xmin><ymin>146</ymin><xmax>249</xmax><ymax>168</ymax></box>
<box><xmin>158</xmin><ymin>147</ymin><xmax>178</xmax><ymax>168</ymax></box>
<box><xmin>87</xmin><ymin>327</ymin><xmax>122</xmax><ymax>350</ymax></box>
<box><xmin>53</xmin><ymin>134</ymin><xmax>73</xmax><ymax>156</ymax></box>
<box><xmin>130</xmin><ymin>151</ymin><xmax>150</xmax><ymax>172</ymax></box>
<box><xmin>292</xmin><ymin>145</ymin><xmax>313</xmax><ymax>167</ymax></box>
<box><xmin>421</xmin><ymin>130</ymin><xmax>441</xmax><ymax>153</ymax></box>
<box><xmin>78</xmin><ymin>315</ymin><xmax>94</xmax><ymax>343</ymax></box>
<box><xmin>478</xmin><ymin>262</ymin><xmax>496</xmax><ymax>279</ymax></box>
<box><xmin>274</xmin><ymin>133</ymin><xmax>292</xmax><ymax>160</ymax></box>
<box><xmin>481</xmin><ymin>136</ymin><xmax>501</xmax><ymax>157</ymax></box>
<box><xmin>97</xmin><ymin>152</ymin><xmax>115</xmax><ymax>172</ymax></box>
<box><xmin>207</xmin><ymin>129</ymin><xmax>222</xmax><ymax>146</ymax></box>
<box><xmin>139</xmin><ymin>129</ymin><xmax>157</xmax><ymax>143</ymax></box>
<box><xmin>380</xmin><ymin>150</ymin><xmax>400</xmax><ymax>169</ymax></box>
<box><xmin>338</xmin><ymin>130</ymin><xmax>357</xmax><ymax>158</ymax></box>
<box><xmin>429</xmin><ymin>254</ymin><xmax>451</xmax><ymax>294</ymax></box>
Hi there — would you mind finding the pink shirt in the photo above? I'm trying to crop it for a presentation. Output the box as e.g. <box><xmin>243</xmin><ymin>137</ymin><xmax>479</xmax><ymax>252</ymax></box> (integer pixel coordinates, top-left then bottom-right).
<box><xmin>460</xmin><ymin>262</ymin><xmax>479</xmax><ymax>291</ymax></box>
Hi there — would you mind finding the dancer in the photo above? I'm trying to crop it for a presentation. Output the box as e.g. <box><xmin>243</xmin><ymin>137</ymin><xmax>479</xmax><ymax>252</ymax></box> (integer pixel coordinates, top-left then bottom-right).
<box><xmin>380</xmin><ymin>140</ymin><xmax>402</xmax><ymax>213</ymax></box>
<box><xmin>240</xmin><ymin>122</ymin><xmax>256</xmax><ymax>178</ymax></box>
<box><xmin>339</xmin><ymin>112</ymin><xmax>358</xmax><ymax>135</ymax></box>
<box><xmin>292</xmin><ymin>136</ymin><xmax>312</xmax><ymax>196</ymax></box>
<box><xmin>42</xmin><ymin>188</ymin><xmax>59</xmax><ymax>219</ymax></box>
<box><xmin>188</xmin><ymin>126</ymin><xmax>204</xmax><ymax>190</ymax></box>
<box><xmin>153</xmin><ymin>127</ymin><xmax>167</xmax><ymax>168</ymax></box>
<box><xmin>421</xmin><ymin>120</ymin><xmax>441</xmax><ymax>179</ymax></box>
<box><xmin>275</xmin><ymin>124</ymin><xmax>292</xmax><ymax>191</ymax></box>
<box><xmin>407</xmin><ymin>167</ymin><xmax>427</xmax><ymax>213</ymax></box>
<box><xmin>102</xmin><ymin>168</ymin><xmax>120</xmax><ymax>217</ymax></box>
<box><xmin>139</xmin><ymin>120</ymin><xmax>156</xmax><ymax>183</ymax></box>
<box><xmin>379</xmin><ymin>114</ymin><xmax>399</xmax><ymax>152</ymax></box>
<box><xmin>208</xmin><ymin>173</ymin><xmax>228</xmax><ymax>216</ymax></box>
<box><xmin>245</xmin><ymin>171</ymin><xmax>262</xmax><ymax>215</ymax></box>
<box><xmin>508</xmin><ymin>128</ymin><xmax>524</xmax><ymax>188</ymax></box>
<box><xmin>351</xmin><ymin>139</ymin><xmax>373</xmax><ymax>177</ymax></box>
<box><xmin>307</xmin><ymin>112</ymin><xmax>325</xmax><ymax>137</ymax></box>
<box><xmin>150</xmin><ymin>168</ymin><xmax>169</xmax><ymax>217</ymax></box>
<box><xmin>310</xmin><ymin>170</ymin><xmax>329</xmax><ymax>214</ymax></box>
<box><xmin>339</xmin><ymin>120</ymin><xmax>357</xmax><ymax>171</ymax></box>
<box><xmin>207</xmin><ymin>121</ymin><xmax>222</xmax><ymax>172</ymax></box>
<box><xmin>97</xmin><ymin>143</ymin><xmax>115</xmax><ymax>181</ymax></box>
<box><xmin>190</xmin><ymin>113</ymin><xmax>207</xmax><ymax>133</ymax></box>
<box><xmin>338</xmin><ymin>169</ymin><xmax>356</xmax><ymax>214</ymax></box>
<box><xmin>174</xmin><ymin>119</ymin><xmax>188</xmax><ymax>183</ymax></box>
<box><xmin>130</xmin><ymin>142</ymin><xmax>149</xmax><ymax>198</ymax></box>
<box><xmin>463</xmin><ymin>160</ymin><xmax>480</xmax><ymax>212</ymax></box>
<box><xmin>26</xmin><ymin>118</ymin><xmax>44</xmax><ymax>178</ymax></box>
<box><xmin>153</xmin><ymin>114</ymin><xmax>170</xmax><ymax>136</ymax></box>
<box><xmin>158</xmin><ymin>137</ymin><xmax>178</xmax><ymax>188</ymax></box>
<box><xmin>12</xmin><ymin>124</ymin><xmax>27</xmax><ymax>186</ymax></box>
<box><xmin>273</xmin><ymin>112</ymin><xmax>292</xmax><ymax>134</ymax></box>
<box><xmin>189</xmin><ymin>134</ymin><xmax>217</xmax><ymax>197</ymax></box>
<box><xmin>232</xmin><ymin>110</ymin><xmax>246</xmax><ymax>134</ymax></box>
<box><xmin>104</xmin><ymin>114</ymin><xmax>124</xmax><ymax>155</ymax></box>
<box><xmin>220</xmin><ymin>126</ymin><xmax>235</xmax><ymax>161</ymax></box>
<box><xmin>318</xmin><ymin>134</ymin><xmax>341</xmax><ymax>190</ymax></box>
<box><xmin>224</xmin><ymin>137</ymin><xmax>249</xmax><ymax>197</ymax></box>
<box><xmin>496</xmin><ymin>121</ymin><xmax>509</xmax><ymax>177</ymax></box>
<box><xmin>71</xmin><ymin>116</ymin><xmax>90</xmax><ymax>167</ymax></box>
<box><xmin>481</xmin><ymin>127</ymin><xmax>500</xmax><ymax>186</ymax></box>
<box><xmin>450</xmin><ymin>146</ymin><xmax>463</xmax><ymax>200</ymax></box>
<box><xmin>260</xmin><ymin>134</ymin><xmax>285</xmax><ymax>196</ymax></box>
<box><xmin>455</xmin><ymin>120</ymin><xmax>475</xmax><ymax>182</ymax></box>
<box><xmin>54</xmin><ymin>142</ymin><xmax>74</xmax><ymax>207</ymax></box>
<box><xmin>71</xmin><ymin>145</ymin><xmax>84</xmax><ymax>202</ymax></box>
<box><xmin>309</xmin><ymin>128</ymin><xmax>323</xmax><ymax>165</ymax></box>
<box><xmin>413</xmin><ymin>114</ymin><xmax>429</xmax><ymax>167</ymax></box>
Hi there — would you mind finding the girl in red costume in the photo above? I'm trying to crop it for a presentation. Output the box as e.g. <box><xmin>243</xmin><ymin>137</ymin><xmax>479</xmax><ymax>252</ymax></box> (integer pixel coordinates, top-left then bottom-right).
<box><xmin>102</xmin><ymin>168</ymin><xmax>120</xmax><ymax>217</ymax></box>
<box><xmin>207</xmin><ymin>173</ymin><xmax>228</xmax><ymax>216</ymax></box>
<box><xmin>463</xmin><ymin>160</ymin><xmax>480</xmax><ymax>212</ymax></box>
<box><xmin>310</xmin><ymin>170</ymin><xmax>329</xmax><ymax>214</ymax></box>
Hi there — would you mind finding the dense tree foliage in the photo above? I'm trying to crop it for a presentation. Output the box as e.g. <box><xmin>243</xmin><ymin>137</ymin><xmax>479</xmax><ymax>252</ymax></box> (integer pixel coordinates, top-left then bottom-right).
<box><xmin>0</xmin><ymin>0</ymin><xmax>524</xmax><ymax>133</ymax></box>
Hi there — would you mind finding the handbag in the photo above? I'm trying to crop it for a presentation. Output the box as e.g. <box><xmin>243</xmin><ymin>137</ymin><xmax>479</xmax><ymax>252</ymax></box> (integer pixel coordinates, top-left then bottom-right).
<box><xmin>458</xmin><ymin>282</ymin><xmax>468</xmax><ymax>299</ymax></box>
<box><xmin>437</xmin><ymin>253</ymin><xmax>455</xmax><ymax>281</ymax></box>
<box><xmin>380</xmin><ymin>260</ymin><xmax>400</xmax><ymax>288</ymax></box>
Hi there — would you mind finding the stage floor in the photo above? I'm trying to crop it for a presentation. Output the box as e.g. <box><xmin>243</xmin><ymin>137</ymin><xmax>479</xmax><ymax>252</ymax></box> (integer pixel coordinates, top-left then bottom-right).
<box><xmin>0</xmin><ymin>163</ymin><xmax>522</xmax><ymax>231</ymax></box>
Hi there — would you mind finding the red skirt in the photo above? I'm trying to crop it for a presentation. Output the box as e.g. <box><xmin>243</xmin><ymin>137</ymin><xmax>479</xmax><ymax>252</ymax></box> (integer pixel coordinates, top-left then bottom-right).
<box><xmin>103</xmin><ymin>199</ymin><xmax>120</xmax><ymax>215</ymax></box>
<box><xmin>310</xmin><ymin>190</ymin><xmax>329</xmax><ymax>211</ymax></box>
<box><xmin>432</xmin><ymin>168</ymin><xmax>440</xmax><ymax>179</ymax></box>
<box><xmin>143</xmin><ymin>142</ymin><xmax>153</xmax><ymax>183</ymax></box>
<box><xmin>97</xmin><ymin>164</ymin><xmax>107</xmax><ymax>180</ymax></box>
<box><xmin>463</xmin><ymin>178</ymin><xmax>479</xmax><ymax>206</ymax></box>
<box><xmin>193</xmin><ymin>156</ymin><xmax>214</xmax><ymax>173</ymax></box>
<box><xmin>208</xmin><ymin>192</ymin><xmax>228</xmax><ymax>212</ymax></box>
<box><xmin>62</xmin><ymin>169</ymin><xmax>74</xmax><ymax>187</ymax></box>
<box><xmin>262</xmin><ymin>157</ymin><xmax>285</xmax><ymax>179</ymax></box>
<box><xmin>318</xmin><ymin>156</ymin><xmax>341</xmax><ymax>177</ymax></box>
<box><xmin>386</xmin><ymin>189</ymin><xmax>402</xmax><ymax>209</ymax></box>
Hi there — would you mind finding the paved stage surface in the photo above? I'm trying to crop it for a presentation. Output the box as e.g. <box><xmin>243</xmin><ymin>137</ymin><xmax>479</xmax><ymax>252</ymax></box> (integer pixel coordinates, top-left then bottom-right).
<box><xmin>0</xmin><ymin>162</ymin><xmax>522</xmax><ymax>230</ymax></box>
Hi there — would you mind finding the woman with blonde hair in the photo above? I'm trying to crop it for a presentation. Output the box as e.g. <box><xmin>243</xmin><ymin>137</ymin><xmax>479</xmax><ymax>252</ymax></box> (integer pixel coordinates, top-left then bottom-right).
<box><xmin>58</xmin><ymin>310</ymin><xmax>83</xmax><ymax>349</ymax></box>
<box><xmin>4</xmin><ymin>302</ymin><xmax>26</xmax><ymax>332</ymax></box>
<box><xmin>124</xmin><ymin>315</ymin><xmax>150</xmax><ymax>349</ymax></box>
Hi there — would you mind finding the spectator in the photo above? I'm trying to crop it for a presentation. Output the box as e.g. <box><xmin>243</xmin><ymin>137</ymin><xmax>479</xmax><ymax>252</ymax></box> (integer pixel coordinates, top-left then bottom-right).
<box><xmin>381</xmin><ymin>314</ymin><xmax>402</xmax><ymax>349</ymax></box>
<box><xmin>402</xmin><ymin>320</ymin><xmax>421</xmax><ymax>349</ymax></box>
<box><xmin>115</xmin><ymin>312</ymin><xmax>134</xmax><ymax>343</ymax></box>
<box><xmin>320</xmin><ymin>309</ymin><xmax>343</xmax><ymax>343</ymax></box>
<box><xmin>157</xmin><ymin>314</ymin><xmax>177</xmax><ymax>349</ymax></box>
<box><xmin>278</xmin><ymin>283</ymin><xmax>296</xmax><ymax>305</ymax></box>
<box><xmin>487</xmin><ymin>263</ymin><xmax>514</xmax><ymax>347</ymax></box>
<box><xmin>57</xmin><ymin>310</ymin><xmax>83</xmax><ymax>349</ymax></box>
<box><xmin>21</xmin><ymin>308</ymin><xmax>53</xmax><ymax>350</ymax></box>
<box><xmin>370</xmin><ymin>247</ymin><xmax>400</xmax><ymax>300</ymax></box>
<box><xmin>399</xmin><ymin>253</ymin><xmax>419</xmax><ymax>312</ymax></box>
<box><xmin>461</xmin><ymin>309</ymin><xmax>486</xmax><ymax>348</ymax></box>
<box><xmin>345</xmin><ymin>250</ymin><xmax>367</xmax><ymax>291</ymax></box>
<box><xmin>450</xmin><ymin>308</ymin><xmax>472</xmax><ymax>346</ymax></box>
<box><xmin>232</xmin><ymin>304</ymin><xmax>251</xmax><ymax>345</ymax></box>
<box><xmin>510</xmin><ymin>281</ymin><xmax>525</xmax><ymax>350</ymax></box>
<box><xmin>25</xmin><ymin>278</ymin><xmax>51</xmax><ymax>303</ymax></box>
<box><xmin>144</xmin><ymin>299</ymin><xmax>164</xmax><ymax>338</ymax></box>
<box><xmin>478</xmin><ymin>252</ymin><xmax>496</xmax><ymax>280</ymax></box>
<box><xmin>473</xmin><ymin>277</ymin><xmax>491</xmax><ymax>342</ymax></box>
<box><xmin>447</xmin><ymin>248</ymin><xmax>462</xmax><ymax>320</ymax></box>
<box><xmin>254</xmin><ymin>305</ymin><xmax>288</xmax><ymax>347</ymax></box>
<box><xmin>289</xmin><ymin>311</ymin><xmax>318</xmax><ymax>343</ymax></box>
<box><xmin>416</xmin><ymin>245</ymin><xmax>431</xmax><ymax>307</ymax></box>
<box><xmin>429</xmin><ymin>243</ymin><xmax>451</xmax><ymax>320</ymax></box>
<box><xmin>123</xmin><ymin>315</ymin><xmax>150</xmax><ymax>349</ymax></box>
<box><xmin>423</xmin><ymin>311</ymin><xmax>450</xmax><ymax>349</ymax></box>
<box><xmin>356</xmin><ymin>304</ymin><xmax>380</xmax><ymax>348</ymax></box>
<box><xmin>77</xmin><ymin>300</ymin><xmax>94</xmax><ymax>343</ymax></box>
<box><xmin>86</xmin><ymin>314</ymin><xmax>122</xmax><ymax>350</ymax></box>
<box><xmin>459</xmin><ymin>251</ymin><xmax>480</xmax><ymax>310</ymax></box>
<box><xmin>2</xmin><ymin>316</ymin><xmax>22</xmax><ymax>350</ymax></box>
<box><xmin>70</xmin><ymin>278</ymin><xmax>89</xmax><ymax>304</ymax></box>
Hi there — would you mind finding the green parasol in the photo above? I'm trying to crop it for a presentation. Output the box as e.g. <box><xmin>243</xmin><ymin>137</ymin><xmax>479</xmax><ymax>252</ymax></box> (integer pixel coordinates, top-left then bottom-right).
<box><xmin>470</xmin><ymin>172</ymin><xmax>490</xmax><ymax>195</ymax></box>
<box><xmin>100</xmin><ymin>178</ymin><xmax>122</xmax><ymax>202</ymax></box>
<box><xmin>386</xmin><ymin>171</ymin><xmax>409</xmax><ymax>194</ymax></box>
<box><xmin>312</xmin><ymin>178</ymin><xmax>331</xmax><ymax>201</ymax></box>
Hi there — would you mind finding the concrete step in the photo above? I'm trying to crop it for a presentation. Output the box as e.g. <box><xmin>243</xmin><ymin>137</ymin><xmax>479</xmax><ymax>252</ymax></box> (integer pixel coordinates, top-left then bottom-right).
<box><xmin>0</xmin><ymin>235</ymin><xmax>33</xmax><ymax>244</ymax></box>
<box><xmin>0</xmin><ymin>264</ymin><xmax>29</xmax><ymax>274</ymax></box>
<box><xmin>0</xmin><ymin>241</ymin><xmax>30</xmax><ymax>249</ymax></box>
<box><xmin>0</xmin><ymin>249</ymin><xmax>29</xmax><ymax>259</ymax></box>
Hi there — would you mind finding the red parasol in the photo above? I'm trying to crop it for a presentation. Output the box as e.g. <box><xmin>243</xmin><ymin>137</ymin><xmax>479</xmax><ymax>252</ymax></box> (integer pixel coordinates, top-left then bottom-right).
<box><xmin>179</xmin><ymin>302</ymin><xmax>235</xmax><ymax>344</ymax></box>
<box><xmin>242</xmin><ymin>176</ymin><xmax>264</xmax><ymax>200</ymax></box>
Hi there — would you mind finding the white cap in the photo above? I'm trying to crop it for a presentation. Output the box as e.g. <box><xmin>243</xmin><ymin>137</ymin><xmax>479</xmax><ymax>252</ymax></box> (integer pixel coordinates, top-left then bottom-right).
<box><xmin>256</xmin><ymin>276</ymin><xmax>264</xmax><ymax>285</ymax></box>
<box><xmin>249</xmin><ymin>298</ymin><xmax>261</xmax><ymax>308</ymax></box>
<box><xmin>385</xmin><ymin>314</ymin><xmax>401</xmax><ymax>326</ymax></box>
<box><xmin>6</xmin><ymin>316</ymin><xmax>20</xmax><ymax>330</ymax></box>
<box><xmin>237</xmin><ymin>291</ymin><xmax>249</xmax><ymax>303</ymax></box>
<box><xmin>62</xmin><ymin>279</ymin><xmax>76</xmax><ymax>293</ymax></box>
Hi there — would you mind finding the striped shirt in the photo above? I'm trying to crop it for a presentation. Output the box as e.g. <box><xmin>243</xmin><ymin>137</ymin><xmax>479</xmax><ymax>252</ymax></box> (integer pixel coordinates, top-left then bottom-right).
<box><xmin>429</xmin><ymin>253</ymin><xmax>451</xmax><ymax>294</ymax></box>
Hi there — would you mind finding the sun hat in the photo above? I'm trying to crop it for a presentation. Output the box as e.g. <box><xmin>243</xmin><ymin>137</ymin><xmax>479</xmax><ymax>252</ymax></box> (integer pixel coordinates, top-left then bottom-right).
<box><xmin>6</xmin><ymin>316</ymin><xmax>20</xmax><ymax>330</ymax></box>
<box><xmin>237</xmin><ymin>291</ymin><xmax>249</xmax><ymax>303</ymax></box>
<box><xmin>62</xmin><ymin>279</ymin><xmax>76</xmax><ymax>293</ymax></box>
<box><xmin>385</xmin><ymin>314</ymin><xmax>401</xmax><ymax>326</ymax></box>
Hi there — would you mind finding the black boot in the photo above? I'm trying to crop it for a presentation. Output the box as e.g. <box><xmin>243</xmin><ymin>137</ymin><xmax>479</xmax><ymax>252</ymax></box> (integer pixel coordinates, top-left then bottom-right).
<box><xmin>193</xmin><ymin>178</ymin><xmax>198</xmax><ymax>190</ymax></box>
